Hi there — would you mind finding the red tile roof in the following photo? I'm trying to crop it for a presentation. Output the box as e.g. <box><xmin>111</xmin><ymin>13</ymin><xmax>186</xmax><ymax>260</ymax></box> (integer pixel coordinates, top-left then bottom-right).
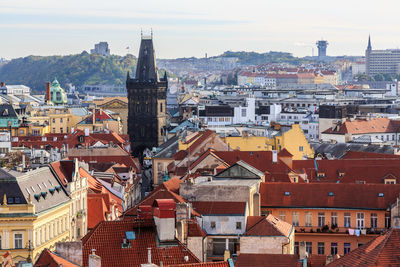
<box><xmin>187</xmin><ymin>220</ymin><xmax>207</xmax><ymax>238</ymax></box>
<box><xmin>245</xmin><ymin>215</ymin><xmax>293</xmax><ymax>237</ymax></box>
<box><xmin>50</xmin><ymin>160</ymin><xmax>74</xmax><ymax>186</ymax></box>
<box><xmin>191</xmin><ymin>201</ymin><xmax>246</xmax><ymax>215</ymax></box>
<box><xmin>82</xmin><ymin>219</ymin><xmax>200</xmax><ymax>267</ymax></box>
<box><xmin>235</xmin><ymin>254</ymin><xmax>301</xmax><ymax>267</ymax></box>
<box><xmin>260</xmin><ymin>182</ymin><xmax>400</xmax><ymax>210</ymax></box>
<box><xmin>342</xmin><ymin>150</ymin><xmax>400</xmax><ymax>159</ymax></box>
<box><xmin>327</xmin><ymin>229</ymin><xmax>400</xmax><ymax>267</ymax></box>
<box><xmin>278</xmin><ymin>148</ymin><xmax>293</xmax><ymax>157</ymax></box>
<box><xmin>123</xmin><ymin>178</ymin><xmax>199</xmax><ymax>217</ymax></box>
<box><xmin>34</xmin><ymin>248</ymin><xmax>79</xmax><ymax>267</ymax></box>
<box><xmin>322</xmin><ymin>118</ymin><xmax>397</xmax><ymax>135</ymax></box>
<box><xmin>168</xmin><ymin>262</ymin><xmax>229</xmax><ymax>267</ymax></box>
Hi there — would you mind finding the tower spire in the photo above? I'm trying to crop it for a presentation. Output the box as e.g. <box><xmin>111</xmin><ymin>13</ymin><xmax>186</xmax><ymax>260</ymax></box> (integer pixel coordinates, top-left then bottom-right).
<box><xmin>367</xmin><ymin>35</ymin><xmax>372</xmax><ymax>51</ymax></box>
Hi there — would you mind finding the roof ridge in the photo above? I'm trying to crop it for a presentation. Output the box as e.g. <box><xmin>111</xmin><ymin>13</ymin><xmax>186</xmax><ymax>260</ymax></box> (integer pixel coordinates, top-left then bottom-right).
<box><xmin>245</xmin><ymin>216</ymin><xmax>266</xmax><ymax>234</ymax></box>
<box><xmin>369</xmin><ymin>229</ymin><xmax>393</xmax><ymax>265</ymax></box>
<box><xmin>266</xmin><ymin>214</ymin><xmax>286</xmax><ymax>236</ymax></box>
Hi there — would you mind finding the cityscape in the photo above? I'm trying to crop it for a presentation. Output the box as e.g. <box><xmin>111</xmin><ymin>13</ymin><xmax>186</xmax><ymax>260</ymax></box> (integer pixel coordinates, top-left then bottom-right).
<box><xmin>2</xmin><ymin>1</ymin><xmax>400</xmax><ymax>267</ymax></box>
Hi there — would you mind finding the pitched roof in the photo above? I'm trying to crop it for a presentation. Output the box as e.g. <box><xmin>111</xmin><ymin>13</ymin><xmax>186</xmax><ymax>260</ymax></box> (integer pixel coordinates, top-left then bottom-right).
<box><xmin>322</xmin><ymin>118</ymin><xmax>396</xmax><ymax>135</ymax></box>
<box><xmin>191</xmin><ymin>201</ymin><xmax>246</xmax><ymax>216</ymax></box>
<box><xmin>327</xmin><ymin>229</ymin><xmax>400</xmax><ymax>267</ymax></box>
<box><xmin>245</xmin><ymin>215</ymin><xmax>293</xmax><ymax>237</ymax></box>
<box><xmin>187</xmin><ymin>220</ymin><xmax>207</xmax><ymax>238</ymax></box>
<box><xmin>50</xmin><ymin>160</ymin><xmax>74</xmax><ymax>187</ymax></box>
<box><xmin>34</xmin><ymin>248</ymin><xmax>79</xmax><ymax>267</ymax></box>
<box><xmin>81</xmin><ymin>219</ymin><xmax>199</xmax><ymax>267</ymax></box>
<box><xmin>260</xmin><ymin>182</ymin><xmax>400</xmax><ymax>210</ymax></box>
<box><xmin>235</xmin><ymin>254</ymin><xmax>301</xmax><ymax>267</ymax></box>
<box><xmin>168</xmin><ymin>262</ymin><xmax>229</xmax><ymax>267</ymax></box>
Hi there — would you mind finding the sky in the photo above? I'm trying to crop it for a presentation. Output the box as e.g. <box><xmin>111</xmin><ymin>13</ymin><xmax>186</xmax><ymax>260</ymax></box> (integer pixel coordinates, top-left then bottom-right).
<box><xmin>1</xmin><ymin>0</ymin><xmax>400</xmax><ymax>59</ymax></box>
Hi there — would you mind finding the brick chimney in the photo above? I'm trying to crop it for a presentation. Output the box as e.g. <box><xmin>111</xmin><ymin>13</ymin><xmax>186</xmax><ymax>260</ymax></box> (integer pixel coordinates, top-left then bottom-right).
<box><xmin>152</xmin><ymin>199</ymin><xmax>176</xmax><ymax>242</ymax></box>
<box><xmin>46</xmin><ymin>82</ymin><xmax>51</xmax><ymax>102</ymax></box>
<box><xmin>0</xmin><ymin>82</ymin><xmax>4</xmax><ymax>87</ymax></box>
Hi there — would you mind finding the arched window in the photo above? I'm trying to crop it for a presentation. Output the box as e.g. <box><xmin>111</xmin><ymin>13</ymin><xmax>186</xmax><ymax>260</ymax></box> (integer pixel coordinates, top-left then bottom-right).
<box><xmin>160</xmin><ymin>103</ymin><xmax>163</xmax><ymax>113</ymax></box>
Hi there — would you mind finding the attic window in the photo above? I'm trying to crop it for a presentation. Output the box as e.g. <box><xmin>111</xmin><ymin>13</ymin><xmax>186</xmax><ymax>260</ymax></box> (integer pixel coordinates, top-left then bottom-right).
<box><xmin>355</xmin><ymin>128</ymin><xmax>359</xmax><ymax>130</ymax></box>
<box><xmin>328</xmin><ymin>192</ymin><xmax>334</xmax><ymax>196</ymax></box>
<box><xmin>378</xmin><ymin>193</ymin><xmax>384</xmax><ymax>197</ymax></box>
<box><xmin>14</xmin><ymin>197</ymin><xmax>21</xmax><ymax>204</ymax></box>
<box><xmin>41</xmin><ymin>191</ymin><xmax>47</xmax><ymax>198</ymax></box>
<box><xmin>7</xmin><ymin>197</ymin><xmax>14</xmax><ymax>204</ymax></box>
<box><xmin>2</xmin><ymin>109</ymin><xmax>8</xmax><ymax>116</ymax></box>
<box><xmin>284</xmin><ymin>192</ymin><xmax>290</xmax><ymax>196</ymax></box>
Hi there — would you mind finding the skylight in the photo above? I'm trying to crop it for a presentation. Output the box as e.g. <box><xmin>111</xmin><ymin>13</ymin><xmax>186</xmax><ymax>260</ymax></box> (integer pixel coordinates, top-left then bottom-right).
<box><xmin>328</xmin><ymin>192</ymin><xmax>334</xmax><ymax>196</ymax></box>
<box><xmin>126</xmin><ymin>231</ymin><xmax>136</xmax><ymax>240</ymax></box>
<box><xmin>284</xmin><ymin>192</ymin><xmax>290</xmax><ymax>196</ymax></box>
<box><xmin>378</xmin><ymin>193</ymin><xmax>384</xmax><ymax>197</ymax></box>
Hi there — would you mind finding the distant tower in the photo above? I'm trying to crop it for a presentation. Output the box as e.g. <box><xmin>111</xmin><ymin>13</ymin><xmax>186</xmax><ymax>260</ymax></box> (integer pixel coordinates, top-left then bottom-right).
<box><xmin>366</xmin><ymin>35</ymin><xmax>372</xmax><ymax>75</ymax></box>
<box><xmin>316</xmin><ymin>40</ymin><xmax>328</xmax><ymax>58</ymax></box>
<box><xmin>126</xmin><ymin>33</ymin><xmax>167</xmax><ymax>157</ymax></box>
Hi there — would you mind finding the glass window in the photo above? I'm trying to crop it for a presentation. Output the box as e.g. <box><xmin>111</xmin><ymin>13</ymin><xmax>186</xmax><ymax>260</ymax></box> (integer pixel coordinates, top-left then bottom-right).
<box><xmin>331</xmin><ymin>212</ymin><xmax>338</xmax><ymax>228</ymax></box>
<box><xmin>292</xmin><ymin>212</ymin><xmax>299</xmax><ymax>226</ymax></box>
<box><xmin>318</xmin><ymin>242</ymin><xmax>324</xmax><ymax>255</ymax></box>
<box><xmin>305</xmin><ymin>212</ymin><xmax>312</xmax><ymax>227</ymax></box>
<box><xmin>299</xmin><ymin>146</ymin><xmax>303</xmax><ymax>152</ymax></box>
<box><xmin>14</xmin><ymin>233</ymin><xmax>23</xmax><ymax>249</ymax></box>
<box><xmin>344</xmin><ymin>243</ymin><xmax>351</xmax><ymax>254</ymax></box>
<box><xmin>357</xmin><ymin>212</ymin><xmax>365</xmax><ymax>229</ymax></box>
<box><xmin>306</xmin><ymin>242</ymin><xmax>312</xmax><ymax>255</ymax></box>
<box><xmin>210</xmin><ymin>221</ymin><xmax>216</xmax><ymax>229</ymax></box>
<box><xmin>371</xmin><ymin>213</ymin><xmax>378</xmax><ymax>228</ymax></box>
<box><xmin>236</xmin><ymin>222</ymin><xmax>242</xmax><ymax>230</ymax></box>
<box><xmin>241</xmin><ymin>109</ymin><xmax>246</xmax><ymax>117</ymax></box>
<box><xmin>331</xmin><ymin>242</ymin><xmax>338</xmax><ymax>255</ymax></box>
<box><xmin>344</xmin><ymin>213</ymin><xmax>351</xmax><ymax>227</ymax></box>
<box><xmin>386</xmin><ymin>215</ymin><xmax>391</xmax><ymax>228</ymax></box>
<box><xmin>279</xmin><ymin>211</ymin><xmax>286</xmax><ymax>222</ymax></box>
<box><xmin>318</xmin><ymin>212</ymin><xmax>325</xmax><ymax>227</ymax></box>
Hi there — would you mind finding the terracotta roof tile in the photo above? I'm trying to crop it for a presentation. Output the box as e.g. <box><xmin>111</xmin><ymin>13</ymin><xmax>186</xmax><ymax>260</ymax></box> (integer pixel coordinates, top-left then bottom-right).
<box><xmin>34</xmin><ymin>248</ymin><xmax>79</xmax><ymax>267</ymax></box>
<box><xmin>260</xmin><ymin>182</ymin><xmax>400</xmax><ymax>209</ymax></box>
<box><xmin>82</xmin><ymin>219</ymin><xmax>200</xmax><ymax>267</ymax></box>
<box><xmin>327</xmin><ymin>229</ymin><xmax>400</xmax><ymax>267</ymax></box>
<box><xmin>191</xmin><ymin>201</ymin><xmax>246</xmax><ymax>215</ymax></box>
<box><xmin>168</xmin><ymin>262</ymin><xmax>229</xmax><ymax>267</ymax></box>
<box><xmin>245</xmin><ymin>215</ymin><xmax>293</xmax><ymax>237</ymax></box>
<box><xmin>235</xmin><ymin>254</ymin><xmax>301</xmax><ymax>267</ymax></box>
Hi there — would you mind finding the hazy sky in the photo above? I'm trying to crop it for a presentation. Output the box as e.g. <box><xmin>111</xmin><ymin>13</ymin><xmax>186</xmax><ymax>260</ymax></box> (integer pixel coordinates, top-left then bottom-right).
<box><xmin>2</xmin><ymin>0</ymin><xmax>400</xmax><ymax>59</ymax></box>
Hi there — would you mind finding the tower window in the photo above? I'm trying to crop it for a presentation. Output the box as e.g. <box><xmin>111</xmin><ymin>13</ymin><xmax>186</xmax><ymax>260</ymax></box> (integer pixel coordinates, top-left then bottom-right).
<box><xmin>160</xmin><ymin>103</ymin><xmax>163</xmax><ymax>113</ymax></box>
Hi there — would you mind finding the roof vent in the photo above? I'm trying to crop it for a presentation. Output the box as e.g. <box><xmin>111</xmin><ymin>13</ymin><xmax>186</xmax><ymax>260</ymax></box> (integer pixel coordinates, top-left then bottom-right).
<box><xmin>378</xmin><ymin>193</ymin><xmax>384</xmax><ymax>197</ymax></box>
<box><xmin>284</xmin><ymin>191</ymin><xmax>290</xmax><ymax>196</ymax></box>
<box><xmin>328</xmin><ymin>192</ymin><xmax>334</xmax><ymax>196</ymax></box>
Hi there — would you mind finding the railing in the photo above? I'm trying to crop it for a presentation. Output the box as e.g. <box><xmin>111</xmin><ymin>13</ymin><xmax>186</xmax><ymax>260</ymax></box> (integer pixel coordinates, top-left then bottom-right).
<box><xmin>295</xmin><ymin>226</ymin><xmax>387</xmax><ymax>235</ymax></box>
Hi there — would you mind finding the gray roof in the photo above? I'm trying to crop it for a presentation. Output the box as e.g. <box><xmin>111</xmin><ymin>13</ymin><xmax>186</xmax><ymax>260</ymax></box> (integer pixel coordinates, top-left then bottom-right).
<box><xmin>154</xmin><ymin>135</ymin><xmax>179</xmax><ymax>158</ymax></box>
<box><xmin>311</xmin><ymin>142</ymin><xmax>395</xmax><ymax>159</ymax></box>
<box><xmin>351</xmin><ymin>135</ymin><xmax>384</xmax><ymax>144</ymax></box>
<box><xmin>0</xmin><ymin>167</ymin><xmax>70</xmax><ymax>214</ymax></box>
<box><xmin>0</xmin><ymin>104</ymin><xmax>18</xmax><ymax>118</ymax></box>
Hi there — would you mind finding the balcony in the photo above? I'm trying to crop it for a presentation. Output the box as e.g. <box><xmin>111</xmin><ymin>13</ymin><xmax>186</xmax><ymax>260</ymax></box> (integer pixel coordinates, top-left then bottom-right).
<box><xmin>294</xmin><ymin>226</ymin><xmax>387</xmax><ymax>235</ymax></box>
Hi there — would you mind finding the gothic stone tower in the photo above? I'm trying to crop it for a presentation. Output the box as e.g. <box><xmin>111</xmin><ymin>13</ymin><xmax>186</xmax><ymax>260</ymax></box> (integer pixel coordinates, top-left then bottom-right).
<box><xmin>127</xmin><ymin>34</ymin><xmax>167</xmax><ymax>157</ymax></box>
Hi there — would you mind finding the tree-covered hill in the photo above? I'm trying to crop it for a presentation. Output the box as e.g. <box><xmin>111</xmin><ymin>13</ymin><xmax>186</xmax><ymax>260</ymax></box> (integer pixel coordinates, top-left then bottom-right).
<box><xmin>0</xmin><ymin>52</ymin><xmax>137</xmax><ymax>92</ymax></box>
<box><xmin>219</xmin><ymin>51</ymin><xmax>310</xmax><ymax>65</ymax></box>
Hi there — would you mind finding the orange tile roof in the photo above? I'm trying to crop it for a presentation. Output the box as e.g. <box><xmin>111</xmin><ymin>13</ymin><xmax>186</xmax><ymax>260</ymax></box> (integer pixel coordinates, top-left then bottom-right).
<box><xmin>327</xmin><ymin>229</ymin><xmax>400</xmax><ymax>267</ymax></box>
<box><xmin>34</xmin><ymin>248</ymin><xmax>79</xmax><ymax>267</ymax></box>
<box><xmin>322</xmin><ymin>118</ymin><xmax>397</xmax><ymax>135</ymax></box>
<box><xmin>245</xmin><ymin>215</ymin><xmax>293</xmax><ymax>237</ymax></box>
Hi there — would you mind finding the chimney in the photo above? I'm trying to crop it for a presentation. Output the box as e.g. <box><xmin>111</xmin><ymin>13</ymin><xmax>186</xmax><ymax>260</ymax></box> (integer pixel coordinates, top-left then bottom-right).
<box><xmin>0</xmin><ymin>82</ymin><xmax>4</xmax><ymax>87</ymax></box>
<box><xmin>272</xmin><ymin>150</ymin><xmax>278</xmax><ymax>163</ymax></box>
<box><xmin>22</xmin><ymin>154</ymin><xmax>26</xmax><ymax>170</ymax></box>
<box><xmin>153</xmin><ymin>199</ymin><xmax>176</xmax><ymax>242</ymax></box>
<box><xmin>88</xmin><ymin>249</ymin><xmax>101</xmax><ymax>267</ymax></box>
<box><xmin>299</xmin><ymin>241</ymin><xmax>308</xmax><ymax>260</ymax></box>
<box><xmin>223</xmin><ymin>238</ymin><xmax>230</xmax><ymax>261</ymax></box>
<box><xmin>46</xmin><ymin>82</ymin><xmax>51</xmax><ymax>102</ymax></box>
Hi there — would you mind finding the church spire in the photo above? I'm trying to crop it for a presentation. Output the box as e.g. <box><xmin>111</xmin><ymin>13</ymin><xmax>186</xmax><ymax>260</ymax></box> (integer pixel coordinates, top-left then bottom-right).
<box><xmin>135</xmin><ymin>33</ymin><xmax>158</xmax><ymax>82</ymax></box>
<box><xmin>367</xmin><ymin>35</ymin><xmax>372</xmax><ymax>51</ymax></box>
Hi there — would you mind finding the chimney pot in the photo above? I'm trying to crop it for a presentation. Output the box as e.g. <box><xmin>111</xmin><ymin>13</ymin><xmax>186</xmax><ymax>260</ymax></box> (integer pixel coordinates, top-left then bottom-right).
<box><xmin>0</xmin><ymin>82</ymin><xmax>4</xmax><ymax>87</ymax></box>
<box><xmin>147</xmin><ymin>248</ymin><xmax>152</xmax><ymax>264</ymax></box>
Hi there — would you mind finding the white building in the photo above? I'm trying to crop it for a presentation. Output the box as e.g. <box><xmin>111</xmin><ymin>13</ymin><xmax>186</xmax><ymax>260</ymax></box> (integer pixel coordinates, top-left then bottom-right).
<box><xmin>0</xmin><ymin>131</ymin><xmax>11</xmax><ymax>157</ymax></box>
<box><xmin>233</xmin><ymin>98</ymin><xmax>256</xmax><ymax>124</ymax></box>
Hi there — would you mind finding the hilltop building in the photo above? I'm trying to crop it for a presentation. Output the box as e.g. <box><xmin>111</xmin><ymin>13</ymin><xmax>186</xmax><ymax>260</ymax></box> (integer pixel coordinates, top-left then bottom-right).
<box><xmin>90</xmin><ymin>42</ymin><xmax>110</xmax><ymax>57</ymax></box>
<box><xmin>127</xmin><ymin>34</ymin><xmax>167</xmax><ymax>156</ymax></box>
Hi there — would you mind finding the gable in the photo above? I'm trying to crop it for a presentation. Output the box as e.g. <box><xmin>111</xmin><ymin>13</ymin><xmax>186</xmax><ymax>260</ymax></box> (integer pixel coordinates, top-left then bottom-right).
<box><xmin>99</xmin><ymin>99</ymin><xmax>128</xmax><ymax>109</ymax></box>
<box><xmin>215</xmin><ymin>161</ymin><xmax>264</xmax><ymax>179</ymax></box>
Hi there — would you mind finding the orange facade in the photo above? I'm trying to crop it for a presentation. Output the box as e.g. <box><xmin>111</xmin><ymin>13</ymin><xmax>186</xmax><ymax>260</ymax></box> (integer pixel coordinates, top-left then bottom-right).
<box><xmin>262</xmin><ymin>207</ymin><xmax>389</xmax><ymax>256</ymax></box>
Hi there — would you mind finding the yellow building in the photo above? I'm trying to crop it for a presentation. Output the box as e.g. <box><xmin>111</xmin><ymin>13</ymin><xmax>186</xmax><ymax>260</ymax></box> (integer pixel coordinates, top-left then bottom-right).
<box><xmin>223</xmin><ymin>124</ymin><xmax>313</xmax><ymax>160</ymax></box>
<box><xmin>28</xmin><ymin>107</ymin><xmax>88</xmax><ymax>134</ymax></box>
<box><xmin>0</xmin><ymin>167</ymin><xmax>72</xmax><ymax>264</ymax></box>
